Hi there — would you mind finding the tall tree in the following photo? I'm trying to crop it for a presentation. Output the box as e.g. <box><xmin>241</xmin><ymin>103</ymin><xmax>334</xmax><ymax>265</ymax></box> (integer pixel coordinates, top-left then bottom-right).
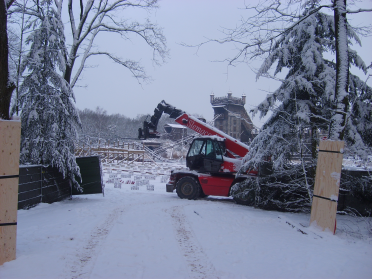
<box><xmin>246</xmin><ymin>5</ymin><xmax>370</xmax><ymax>169</ymax></box>
<box><xmin>329</xmin><ymin>0</ymin><xmax>372</xmax><ymax>156</ymax></box>
<box><xmin>19</xmin><ymin>0</ymin><xmax>82</xmax><ymax>190</ymax></box>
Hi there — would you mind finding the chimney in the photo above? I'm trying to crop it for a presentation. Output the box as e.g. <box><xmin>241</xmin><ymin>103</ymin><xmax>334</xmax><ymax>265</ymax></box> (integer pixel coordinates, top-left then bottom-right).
<box><xmin>210</xmin><ymin>92</ymin><xmax>215</xmax><ymax>103</ymax></box>
<box><xmin>242</xmin><ymin>94</ymin><xmax>246</xmax><ymax>105</ymax></box>
<box><xmin>227</xmin><ymin>91</ymin><xmax>232</xmax><ymax>99</ymax></box>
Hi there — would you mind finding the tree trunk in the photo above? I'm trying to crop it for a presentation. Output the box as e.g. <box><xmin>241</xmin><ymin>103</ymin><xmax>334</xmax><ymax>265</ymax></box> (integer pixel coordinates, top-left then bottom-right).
<box><xmin>0</xmin><ymin>1</ymin><xmax>15</xmax><ymax>120</ymax></box>
<box><xmin>64</xmin><ymin>41</ymin><xmax>79</xmax><ymax>84</ymax></box>
<box><xmin>329</xmin><ymin>0</ymin><xmax>349</xmax><ymax>140</ymax></box>
<box><xmin>0</xmin><ymin>1</ymin><xmax>9</xmax><ymax>119</ymax></box>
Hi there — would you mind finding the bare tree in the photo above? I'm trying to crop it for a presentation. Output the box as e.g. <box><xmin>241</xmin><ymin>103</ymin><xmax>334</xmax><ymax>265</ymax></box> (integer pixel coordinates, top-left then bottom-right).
<box><xmin>54</xmin><ymin>0</ymin><xmax>168</xmax><ymax>88</ymax></box>
<box><xmin>0</xmin><ymin>0</ymin><xmax>16</xmax><ymax>119</ymax></box>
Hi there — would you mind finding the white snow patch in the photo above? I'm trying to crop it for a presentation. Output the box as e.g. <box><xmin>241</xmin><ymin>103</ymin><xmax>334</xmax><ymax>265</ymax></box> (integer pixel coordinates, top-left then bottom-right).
<box><xmin>330</xmin><ymin>172</ymin><xmax>341</xmax><ymax>187</ymax></box>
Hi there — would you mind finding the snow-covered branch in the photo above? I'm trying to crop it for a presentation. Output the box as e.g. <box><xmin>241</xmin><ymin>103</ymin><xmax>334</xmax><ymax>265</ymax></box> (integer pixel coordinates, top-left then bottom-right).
<box><xmin>86</xmin><ymin>51</ymin><xmax>147</xmax><ymax>81</ymax></box>
<box><xmin>347</xmin><ymin>8</ymin><xmax>372</xmax><ymax>14</ymax></box>
<box><xmin>64</xmin><ymin>0</ymin><xmax>167</xmax><ymax>87</ymax></box>
<box><xmin>185</xmin><ymin>2</ymin><xmax>332</xmax><ymax>66</ymax></box>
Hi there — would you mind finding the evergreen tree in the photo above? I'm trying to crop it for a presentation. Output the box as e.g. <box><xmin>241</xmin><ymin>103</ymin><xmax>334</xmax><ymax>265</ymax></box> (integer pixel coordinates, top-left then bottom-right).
<box><xmin>244</xmin><ymin>7</ymin><xmax>370</xmax><ymax>170</ymax></box>
<box><xmin>19</xmin><ymin>0</ymin><xmax>82</xmax><ymax>190</ymax></box>
<box><xmin>232</xmin><ymin>6</ymin><xmax>371</xmax><ymax>211</ymax></box>
<box><xmin>246</xmin><ymin>9</ymin><xmax>336</xmax><ymax>170</ymax></box>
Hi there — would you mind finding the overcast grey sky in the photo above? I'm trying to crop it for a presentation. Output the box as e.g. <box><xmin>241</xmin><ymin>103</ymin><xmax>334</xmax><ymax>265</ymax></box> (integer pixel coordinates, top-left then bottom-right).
<box><xmin>72</xmin><ymin>0</ymin><xmax>372</xmax><ymax>128</ymax></box>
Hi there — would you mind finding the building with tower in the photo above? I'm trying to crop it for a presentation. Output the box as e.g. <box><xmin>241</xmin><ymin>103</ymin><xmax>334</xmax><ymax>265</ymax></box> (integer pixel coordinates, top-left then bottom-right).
<box><xmin>210</xmin><ymin>91</ymin><xmax>255</xmax><ymax>143</ymax></box>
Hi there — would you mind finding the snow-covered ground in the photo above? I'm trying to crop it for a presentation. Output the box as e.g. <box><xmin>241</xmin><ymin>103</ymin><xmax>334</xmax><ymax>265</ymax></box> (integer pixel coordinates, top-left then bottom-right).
<box><xmin>1</xmin><ymin>162</ymin><xmax>371</xmax><ymax>279</ymax></box>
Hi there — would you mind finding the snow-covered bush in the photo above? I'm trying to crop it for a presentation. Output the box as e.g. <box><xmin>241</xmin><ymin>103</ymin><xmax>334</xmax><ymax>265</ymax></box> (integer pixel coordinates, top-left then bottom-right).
<box><xmin>232</xmin><ymin>165</ymin><xmax>372</xmax><ymax>214</ymax></box>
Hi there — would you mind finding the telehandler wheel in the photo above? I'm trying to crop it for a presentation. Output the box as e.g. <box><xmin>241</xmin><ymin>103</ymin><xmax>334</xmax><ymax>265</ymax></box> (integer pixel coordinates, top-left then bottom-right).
<box><xmin>176</xmin><ymin>176</ymin><xmax>200</xmax><ymax>200</ymax></box>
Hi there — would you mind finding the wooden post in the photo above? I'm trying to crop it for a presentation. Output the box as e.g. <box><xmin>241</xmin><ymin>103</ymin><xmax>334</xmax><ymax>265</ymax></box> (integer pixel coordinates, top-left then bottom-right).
<box><xmin>142</xmin><ymin>142</ymin><xmax>144</xmax><ymax>163</ymax></box>
<box><xmin>310</xmin><ymin>140</ymin><xmax>344</xmax><ymax>234</ymax></box>
<box><xmin>0</xmin><ymin>120</ymin><xmax>21</xmax><ymax>265</ymax></box>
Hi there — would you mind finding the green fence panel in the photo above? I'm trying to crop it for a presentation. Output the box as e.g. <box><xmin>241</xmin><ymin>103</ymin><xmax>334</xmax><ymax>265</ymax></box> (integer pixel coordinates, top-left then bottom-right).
<box><xmin>73</xmin><ymin>156</ymin><xmax>103</xmax><ymax>195</ymax></box>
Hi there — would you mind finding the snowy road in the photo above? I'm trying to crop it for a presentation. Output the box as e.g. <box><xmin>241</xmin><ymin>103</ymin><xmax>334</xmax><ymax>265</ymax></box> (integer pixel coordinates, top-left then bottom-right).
<box><xmin>1</xmin><ymin>163</ymin><xmax>372</xmax><ymax>279</ymax></box>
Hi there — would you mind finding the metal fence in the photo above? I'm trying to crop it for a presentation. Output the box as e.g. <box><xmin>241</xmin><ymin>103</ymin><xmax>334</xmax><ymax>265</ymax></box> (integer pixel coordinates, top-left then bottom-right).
<box><xmin>18</xmin><ymin>166</ymin><xmax>71</xmax><ymax>209</ymax></box>
<box><xmin>18</xmin><ymin>156</ymin><xmax>103</xmax><ymax>209</ymax></box>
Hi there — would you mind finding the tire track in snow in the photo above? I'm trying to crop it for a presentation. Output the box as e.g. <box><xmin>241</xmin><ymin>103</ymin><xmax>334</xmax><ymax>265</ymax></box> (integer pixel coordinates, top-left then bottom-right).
<box><xmin>65</xmin><ymin>198</ymin><xmax>176</xmax><ymax>279</ymax></box>
<box><xmin>66</xmin><ymin>206</ymin><xmax>124</xmax><ymax>279</ymax></box>
<box><xmin>169</xmin><ymin>205</ymin><xmax>220</xmax><ymax>279</ymax></box>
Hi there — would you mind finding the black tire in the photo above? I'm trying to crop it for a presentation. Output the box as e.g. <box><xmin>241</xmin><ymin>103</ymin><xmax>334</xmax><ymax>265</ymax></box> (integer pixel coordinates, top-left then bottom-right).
<box><xmin>176</xmin><ymin>176</ymin><xmax>200</xmax><ymax>200</ymax></box>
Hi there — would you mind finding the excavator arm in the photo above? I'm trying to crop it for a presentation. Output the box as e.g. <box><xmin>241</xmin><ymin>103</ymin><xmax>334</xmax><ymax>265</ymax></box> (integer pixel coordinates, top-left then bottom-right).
<box><xmin>138</xmin><ymin>100</ymin><xmax>184</xmax><ymax>140</ymax></box>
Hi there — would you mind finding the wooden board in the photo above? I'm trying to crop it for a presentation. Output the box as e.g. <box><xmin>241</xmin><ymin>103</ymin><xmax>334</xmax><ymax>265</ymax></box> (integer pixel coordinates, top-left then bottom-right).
<box><xmin>0</xmin><ymin>120</ymin><xmax>21</xmax><ymax>265</ymax></box>
<box><xmin>310</xmin><ymin>194</ymin><xmax>338</xmax><ymax>233</ymax></box>
<box><xmin>0</xmin><ymin>226</ymin><xmax>17</xmax><ymax>264</ymax></box>
<box><xmin>0</xmin><ymin>120</ymin><xmax>21</xmax><ymax>176</ymax></box>
<box><xmin>0</xmin><ymin>178</ymin><xmax>18</xmax><ymax>223</ymax></box>
<box><xmin>310</xmin><ymin>140</ymin><xmax>344</xmax><ymax>234</ymax></box>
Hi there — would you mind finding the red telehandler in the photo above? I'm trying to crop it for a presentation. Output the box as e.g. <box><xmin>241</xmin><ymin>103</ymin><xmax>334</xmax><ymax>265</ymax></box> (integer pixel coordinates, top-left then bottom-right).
<box><xmin>138</xmin><ymin>100</ymin><xmax>271</xmax><ymax>204</ymax></box>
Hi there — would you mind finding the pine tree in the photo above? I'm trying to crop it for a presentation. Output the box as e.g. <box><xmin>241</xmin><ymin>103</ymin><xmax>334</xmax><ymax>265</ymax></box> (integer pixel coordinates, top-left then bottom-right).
<box><xmin>246</xmin><ymin>7</ymin><xmax>370</xmax><ymax>167</ymax></box>
<box><xmin>232</xmin><ymin>5</ymin><xmax>371</xmax><ymax>212</ymax></box>
<box><xmin>19</xmin><ymin>0</ymin><xmax>82</xmax><ymax>190</ymax></box>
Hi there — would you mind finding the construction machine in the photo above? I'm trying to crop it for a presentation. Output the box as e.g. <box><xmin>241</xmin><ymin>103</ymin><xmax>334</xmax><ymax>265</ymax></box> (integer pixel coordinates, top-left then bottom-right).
<box><xmin>139</xmin><ymin>100</ymin><xmax>271</xmax><ymax>204</ymax></box>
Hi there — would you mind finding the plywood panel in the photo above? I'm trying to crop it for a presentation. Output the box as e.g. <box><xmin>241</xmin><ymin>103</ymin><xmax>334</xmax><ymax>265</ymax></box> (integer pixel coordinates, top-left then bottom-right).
<box><xmin>310</xmin><ymin>140</ymin><xmax>344</xmax><ymax>234</ymax></box>
<box><xmin>310</xmin><ymin>196</ymin><xmax>338</xmax><ymax>233</ymax></box>
<box><xmin>0</xmin><ymin>178</ymin><xmax>18</xmax><ymax>223</ymax></box>
<box><xmin>0</xmin><ymin>120</ymin><xmax>21</xmax><ymax>265</ymax></box>
<box><xmin>0</xmin><ymin>120</ymin><xmax>21</xmax><ymax>176</ymax></box>
<box><xmin>313</xmin><ymin>153</ymin><xmax>343</xmax><ymax>199</ymax></box>
<box><xmin>0</xmin><ymin>226</ymin><xmax>17</xmax><ymax>264</ymax></box>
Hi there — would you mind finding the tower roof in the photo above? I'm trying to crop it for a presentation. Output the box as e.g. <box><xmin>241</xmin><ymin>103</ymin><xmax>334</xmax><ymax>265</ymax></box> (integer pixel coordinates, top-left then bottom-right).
<box><xmin>210</xmin><ymin>91</ymin><xmax>245</xmax><ymax>106</ymax></box>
